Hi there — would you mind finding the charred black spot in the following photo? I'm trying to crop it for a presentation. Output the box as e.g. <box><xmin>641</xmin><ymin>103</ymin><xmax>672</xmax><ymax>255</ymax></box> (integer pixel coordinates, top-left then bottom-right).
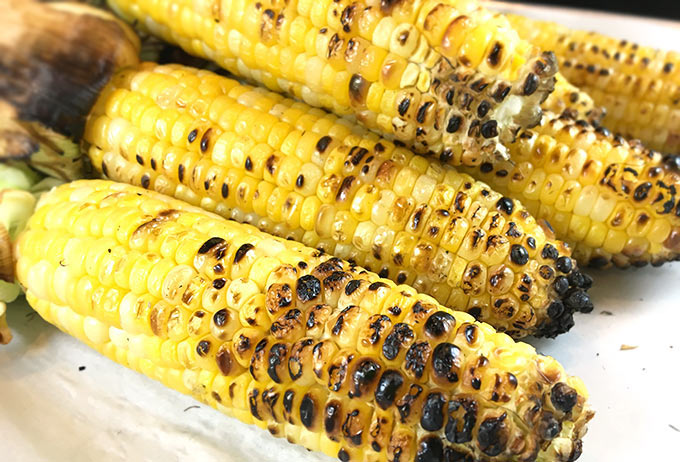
<box><xmin>199</xmin><ymin>237</ymin><xmax>225</xmax><ymax>254</ymax></box>
<box><xmin>477</xmin><ymin>101</ymin><xmax>491</xmax><ymax>118</ymax></box>
<box><xmin>468</xmin><ymin>79</ymin><xmax>487</xmax><ymax>93</ymax></box>
<box><xmin>551</xmin><ymin>382</ymin><xmax>578</xmax><ymax>413</ymax></box>
<box><xmin>510</xmin><ymin>245</ymin><xmax>529</xmax><ymax>265</ymax></box>
<box><xmin>196</xmin><ymin>340</ymin><xmax>211</xmax><ymax>357</ymax></box>
<box><xmin>178</xmin><ymin>164</ymin><xmax>185</xmax><ymax>182</ymax></box>
<box><xmin>539</xmin><ymin>412</ymin><xmax>562</xmax><ymax>440</ymax></box>
<box><xmin>345</xmin><ymin>279</ymin><xmax>362</xmax><ymax>295</ymax></box>
<box><xmin>431</xmin><ymin>342</ymin><xmax>461</xmax><ymax>383</ymax></box>
<box><xmin>417</xmin><ymin>102</ymin><xmax>433</xmax><ymax>123</ymax></box>
<box><xmin>283</xmin><ymin>390</ymin><xmax>295</xmax><ymax>414</ymax></box>
<box><xmin>249</xmin><ymin>388</ymin><xmax>261</xmax><ymax>420</ymax></box>
<box><xmin>368</xmin><ymin>281</ymin><xmax>388</xmax><ymax>291</ymax></box>
<box><xmin>316</xmin><ymin>135</ymin><xmax>332</xmax><ymax>153</ymax></box>
<box><xmin>446</xmin><ymin>115</ymin><xmax>462</xmax><ymax>133</ymax></box>
<box><xmin>398</xmin><ymin>98</ymin><xmax>411</xmax><ymax>116</ymax></box>
<box><xmin>382</xmin><ymin>323</ymin><xmax>414</xmax><ymax>360</ymax></box>
<box><xmin>268</xmin><ymin>343</ymin><xmax>288</xmax><ymax>383</ymax></box>
<box><xmin>296</xmin><ymin>275</ymin><xmax>321</xmax><ymax>302</ymax></box>
<box><xmin>375</xmin><ymin>369</ymin><xmax>404</xmax><ymax>409</ymax></box>
<box><xmin>464</xmin><ymin>325</ymin><xmax>477</xmax><ymax>344</ymax></box>
<box><xmin>421</xmin><ymin>393</ymin><xmax>446</xmax><ymax>431</ymax></box>
<box><xmin>445</xmin><ymin>399</ymin><xmax>477</xmax><ymax>444</ymax></box>
<box><xmin>565</xmin><ymin>290</ymin><xmax>593</xmax><ymax>313</ymax></box>
<box><xmin>547</xmin><ymin>301</ymin><xmax>564</xmax><ymax>319</ymax></box>
<box><xmin>487</xmin><ymin>42</ymin><xmax>503</xmax><ymax>67</ymax></box>
<box><xmin>492</xmin><ymin>84</ymin><xmax>511</xmax><ymax>102</ymax></box>
<box><xmin>200</xmin><ymin>128</ymin><xmax>212</xmax><ymax>152</ymax></box>
<box><xmin>468</xmin><ymin>307</ymin><xmax>481</xmax><ymax>319</ymax></box>
<box><xmin>556</xmin><ymin>256</ymin><xmax>573</xmax><ymax>273</ymax></box>
<box><xmin>404</xmin><ymin>341</ymin><xmax>431</xmax><ymax>379</ymax></box>
<box><xmin>477</xmin><ymin>413</ymin><xmax>508</xmax><ymax>456</ymax></box>
<box><xmin>338</xmin><ymin>449</ymin><xmax>350</xmax><ymax>462</ymax></box>
<box><xmin>245</xmin><ymin>157</ymin><xmax>253</xmax><ymax>171</ymax></box>
<box><xmin>342</xmin><ymin>409</ymin><xmax>364</xmax><ymax>445</ymax></box>
<box><xmin>300</xmin><ymin>394</ymin><xmax>316</xmax><ymax>429</ymax></box>
<box><xmin>542</xmin><ymin>244</ymin><xmax>559</xmax><ymax>260</ymax></box>
<box><xmin>633</xmin><ymin>182</ymin><xmax>652</xmax><ymax>201</ymax></box>
<box><xmin>336</xmin><ymin>176</ymin><xmax>356</xmax><ymax>202</ymax></box>
<box><xmin>496</xmin><ymin>197</ymin><xmax>514</xmax><ymax>215</ymax></box>
<box><xmin>350</xmin><ymin>359</ymin><xmax>381</xmax><ymax>398</ymax></box>
<box><xmin>523</xmin><ymin>73</ymin><xmax>539</xmax><ymax>95</ymax></box>
<box><xmin>212</xmin><ymin>278</ymin><xmax>226</xmax><ymax>289</ymax></box>
<box><xmin>553</xmin><ymin>276</ymin><xmax>569</xmax><ymax>295</ymax></box>
<box><xmin>213</xmin><ymin>309</ymin><xmax>229</xmax><ymax>328</ymax></box>
<box><xmin>140</xmin><ymin>174</ymin><xmax>150</xmax><ymax>189</ymax></box>
<box><xmin>415</xmin><ymin>435</ymin><xmax>443</xmax><ymax>462</ymax></box>
<box><xmin>446</xmin><ymin>89</ymin><xmax>455</xmax><ymax>105</ymax></box>
<box><xmin>480</xmin><ymin>162</ymin><xmax>493</xmax><ymax>173</ymax></box>
<box><xmin>234</xmin><ymin>243</ymin><xmax>254</xmax><ymax>263</ymax></box>
<box><xmin>187</xmin><ymin>129</ymin><xmax>198</xmax><ymax>143</ymax></box>
<box><xmin>348</xmin><ymin>74</ymin><xmax>368</xmax><ymax>105</ymax></box>
<box><xmin>396</xmin><ymin>384</ymin><xmax>423</xmax><ymax>422</ymax></box>
<box><xmin>324</xmin><ymin>400</ymin><xmax>341</xmax><ymax>436</ymax></box>
<box><xmin>424</xmin><ymin>312</ymin><xmax>455</xmax><ymax>339</ymax></box>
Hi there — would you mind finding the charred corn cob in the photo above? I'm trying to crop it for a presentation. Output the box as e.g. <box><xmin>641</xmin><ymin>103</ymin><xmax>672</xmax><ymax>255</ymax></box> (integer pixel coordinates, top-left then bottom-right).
<box><xmin>14</xmin><ymin>179</ymin><xmax>593</xmax><ymax>461</ymax></box>
<box><xmin>84</xmin><ymin>63</ymin><xmax>593</xmax><ymax>338</ymax></box>
<box><xmin>107</xmin><ymin>0</ymin><xmax>559</xmax><ymax>165</ymax></box>
<box><xmin>463</xmin><ymin>110</ymin><xmax>680</xmax><ymax>267</ymax></box>
<box><xmin>505</xmin><ymin>13</ymin><xmax>680</xmax><ymax>153</ymax></box>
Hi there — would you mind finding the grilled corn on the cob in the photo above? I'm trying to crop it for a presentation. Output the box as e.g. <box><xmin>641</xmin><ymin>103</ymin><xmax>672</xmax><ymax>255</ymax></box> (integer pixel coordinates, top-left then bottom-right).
<box><xmin>108</xmin><ymin>0</ymin><xmax>559</xmax><ymax>165</ymax></box>
<box><xmin>84</xmin><ymin>63</ymin><xmax>593</xmax><ymax>338</ymax></box>
<box><xmin>463</xmin><ymin>110</ymin><xmax>680</xmax><ymax>267</ymax></box>
<box><xmin>14</xmin><ymin>179</ymin><xmax>593</xmax><ymax>461</ymax></box>
<box><xmin>505</xmin><ymin>13</ymin><xmax>680</xmax><ymax>153</ymax></box>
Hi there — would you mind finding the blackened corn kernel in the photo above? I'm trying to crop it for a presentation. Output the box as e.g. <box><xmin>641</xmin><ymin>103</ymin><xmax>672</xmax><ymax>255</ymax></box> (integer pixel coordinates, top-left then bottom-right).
<box><xmin>420</xmin><ymin>392</ymin><xmax>447</xmax><ymax>432</ymax></box>
<box><xmin>423</xmin><ymin>312</ymin><xmax>456</xmax><ymax>340</ymax></box>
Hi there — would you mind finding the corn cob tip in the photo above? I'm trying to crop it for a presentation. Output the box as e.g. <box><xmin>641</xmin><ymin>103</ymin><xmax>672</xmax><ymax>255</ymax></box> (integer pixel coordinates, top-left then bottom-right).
<box><xmin>470</xmin><ymin>107</ymin><xmax>680</xmax><ymax>268</ymax></box>
<box><xmin>534</xmin><ymin>260</ymin><xmax>593</xmax><ymax>339</ymax></box>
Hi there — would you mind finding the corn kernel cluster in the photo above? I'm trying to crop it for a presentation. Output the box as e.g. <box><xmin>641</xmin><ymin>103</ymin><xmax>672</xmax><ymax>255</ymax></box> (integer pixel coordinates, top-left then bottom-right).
<box><xmin>15</xmin><ymin>180</ymin><xmax>593</xmax><ymax>462</ymax></box>
<box><xmin>84</xmin><ymin>63</ymin><xmax>593</xmax><ymax>337</ymax></box>
<box><xmin>542</xmin><ymin>74</ymin><xmax>603</xmax><ymax>124</ymax></box>
<box><xmin>109</xmin><ymin>0</ymin><xmax>558</xmax><ymax>165</ymax></box>
<box><xmin>464</xmin><ymin>111</ymin><xmax>680</xmax><ymax>267</ymax></box>
<box><xmin>506</xmin><ymin>13</ymin><xmax>680</xmax><ymax>154</ymax></box>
